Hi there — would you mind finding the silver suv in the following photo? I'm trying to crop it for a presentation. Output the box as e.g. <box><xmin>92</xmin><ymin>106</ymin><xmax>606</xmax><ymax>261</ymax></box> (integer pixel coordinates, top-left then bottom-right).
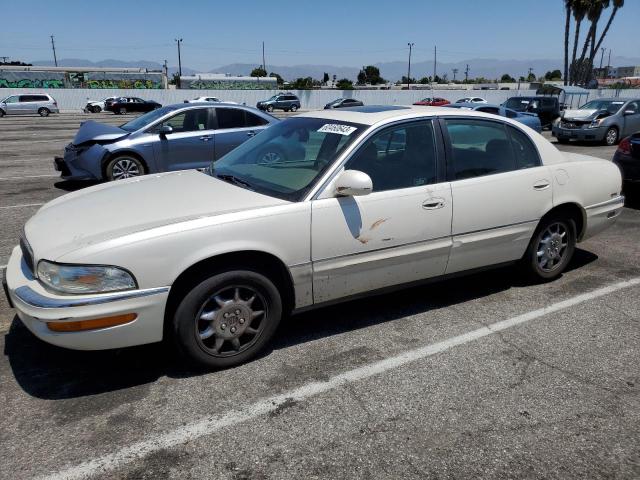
<box><xmin>257</xmin><ymin>93</ymin><xmax>301</xmax><ymax>112</ymax></box>
<box><xmin>0</xmin><ymin>93</ymin><xmax>59</xmax><ymax>117</ymax></box>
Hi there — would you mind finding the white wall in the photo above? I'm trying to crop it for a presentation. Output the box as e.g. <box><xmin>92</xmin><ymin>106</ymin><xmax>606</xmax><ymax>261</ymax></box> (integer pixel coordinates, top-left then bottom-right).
<box><xmin>1</xmin><ymin>88</ymin><xmax>637</xmax><ymax>112</ymax></box>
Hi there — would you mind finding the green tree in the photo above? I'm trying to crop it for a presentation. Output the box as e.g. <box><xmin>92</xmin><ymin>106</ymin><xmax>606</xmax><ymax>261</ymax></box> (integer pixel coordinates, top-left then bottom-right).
<box><xmin>250</xmin><ymin>67</ymin><xmax>267</xmax><ymax>77</ymax></box>
<box><xmin>269</xmin><ymin>72</ymin><xmax>284</xmax><ymax>85</ymax></box>
<box><xmin>545</xmin><ymin>69</ymin><xmax>563</xmax><ymax>80</ymax></box>
<box><xmin>290</xmin><ymin>77</ymin><xmax>315</xmax><ymax>89</ymax></box>
<box><xmin>418</xmin><ymin>76</ymin><xmax>431</xmax><ymax>84</ymax></box>
<box><xmin>335</xmin><ymin>78</ymin><xmax>354</xmax><ymax>89</ymax></box>
<box><xmin>526</xmin><ymin>71</ymin><xmax>537</xmax><ymax>82</ymax></box>
<box><xmin>500</xmin><ymin>73</ymin><xmax>516</xmax><ymax>82</ymax></box>
<box><xmin>400</xmin><ymin>76</ymin><xmax>417</xmax><ymax>84</ymax></box>
<box><xmin>357</xmin><ymin>65</ymin><xmax>385</xmax><ymax>85</ymax></box>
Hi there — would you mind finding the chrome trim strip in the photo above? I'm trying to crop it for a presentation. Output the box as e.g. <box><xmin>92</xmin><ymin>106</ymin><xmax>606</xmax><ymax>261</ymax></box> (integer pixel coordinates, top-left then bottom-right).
<box><xmin>585</xmin><ymin>195</ymin><xmax>625</xmax><ymax>210</ymax></box>
<box><xmin>13</xmin><ymin>285</ymin><xmax>170</xmax><ymax>309</ymax></box>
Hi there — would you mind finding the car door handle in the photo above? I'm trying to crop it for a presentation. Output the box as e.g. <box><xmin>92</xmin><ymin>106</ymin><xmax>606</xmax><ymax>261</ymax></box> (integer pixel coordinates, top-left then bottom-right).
<box><xmin>246</xmin><ymin>130</ymin><xmax>256</xmax><ymax>137</ymax></box>
<box><xmin>199</xmin><ymin>135</ymin><xmax>212</xmax><ymax>142</ymax></box>
<box><xmin>422</xmin><ymin>198</ymin><xmax>446</xmax><ymax>209</ymax></box>
<box><xmin>533</xmin><ymin>180</ymin><xmax>550</xmax><ymax>190</ymax></box>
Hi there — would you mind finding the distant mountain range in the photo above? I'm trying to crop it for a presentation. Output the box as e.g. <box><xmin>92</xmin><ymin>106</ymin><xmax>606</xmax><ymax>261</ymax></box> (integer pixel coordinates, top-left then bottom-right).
<box><xmin>30</xmin><ymin>56</ymin><xmax>640</xmax><ymax>81</ymax></box>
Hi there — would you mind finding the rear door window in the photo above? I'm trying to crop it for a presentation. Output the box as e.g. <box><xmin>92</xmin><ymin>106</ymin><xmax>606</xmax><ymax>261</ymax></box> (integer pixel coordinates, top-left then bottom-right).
<box><xmin>507</xmin><ymin>126</ymin><xmax>541</xmax><ymax>169</ymax></box>
<box><xmin>216</xmin><ymin>108</ymin><xmax>247</xmax><ymax>129</ymax></box>
<box><xmin>245</xmin><ymin>111</ymin><xmax>268</xmax><ymax>127</ymax></box>
<box><xmin>444</xmin><ymin>119</ymin><xmax>516</xmax><ymax>180</ymax></box>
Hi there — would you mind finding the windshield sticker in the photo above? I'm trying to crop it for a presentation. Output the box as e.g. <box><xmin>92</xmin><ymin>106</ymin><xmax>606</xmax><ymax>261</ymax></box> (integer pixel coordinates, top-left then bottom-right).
<box><xmin>318</xmin><ymin>124</ymin><xmax>357</xmax><ymax>135</ymax></box>
<box><xmin>612</xmin><ymin>101</ymin><xmax>624</xmax><ymax>105</ymax></box>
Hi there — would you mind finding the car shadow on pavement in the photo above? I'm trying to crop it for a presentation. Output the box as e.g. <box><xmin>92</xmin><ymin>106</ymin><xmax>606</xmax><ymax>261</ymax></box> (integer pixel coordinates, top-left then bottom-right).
<box><xmin>4</xmin><ymin>248</ymin><xmax>597</xmax><ymax>400</ymax></box>
<box><xmin>54</xmin><ymin>180</ymin><xmax>101</xmax><ymax>192</ymax></box>
<box><xmin>623</xmin><ymin>187</ymin><xmax>640</xmax><ymax>210</ymax></box>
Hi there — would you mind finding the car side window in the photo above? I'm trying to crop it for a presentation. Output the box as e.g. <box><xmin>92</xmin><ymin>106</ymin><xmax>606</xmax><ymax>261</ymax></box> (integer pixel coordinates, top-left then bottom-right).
<box><xmin>345</xmin><ymin>121</ymin><xmax>437</xmax><ymax>192</ymax></box>
<box><xmin>445</xmin><ymin>119</ymin><xmax>515</xmax><ymax>180</ymax></box>
<box><xmin>627</xmin><ymin>101</ymin><xmax>640</xmax><ymax>114</ymax></box>
<box><xmin>161</xmin><ymin>109</ymin><xmax>210</xmax><ymax>132</ymax></box>
<box><xmin>217</xmin><ymin>108</ymin><xmax>246</xmax><ymax>129</ymax></box>
<box><xmin>245</xmin><ymin>111</ymin><xmax>268</xmax><ymax>127</ymax></box>
<box><xmin>4</xmin><ymin>95</ymin><xmax>19</xmax><ymax>103</ymax></box>
<box><xmin>507</xmin><ymin>126</ymin><xmax>541</xmax><ymax>169</ymax></box>
<box><xmin>505</xmin><ymin>109</ymin><xmax>518</xmax><ymax>119</ymax></box>
<box><xmin>19</xmin><ymin>95</ymin><xmax>34</xmax><ymax>102</ymax></box>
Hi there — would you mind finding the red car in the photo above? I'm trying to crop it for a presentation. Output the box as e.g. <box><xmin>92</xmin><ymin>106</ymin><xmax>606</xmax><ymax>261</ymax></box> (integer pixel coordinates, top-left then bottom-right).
<box><xmin>413</xmin><ymin>97</ymin><xmax>450</xmax><ymax>106</ymax></box>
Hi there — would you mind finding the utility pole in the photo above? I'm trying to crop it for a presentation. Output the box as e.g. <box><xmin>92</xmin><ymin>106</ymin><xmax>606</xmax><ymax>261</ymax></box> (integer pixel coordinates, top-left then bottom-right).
<box><xmin>607</xmin><ymin>49</ymin><xmax>611</xmax><ymax>77</ymax></box>
<box><xmin>0</xmin><ymin>56</ymin><xmax>8</xmax><ymax>64</ymax></box>
<box><xmin>452</xmin><ymin>68</ymin><xmax>458</xmax><ymax>81</ymax></box>
<box><xmin>528</xmin><ymin>67</ymin><xmax>533</xmax><ymax>81</ymax></box>
<box><xmin>599</xmin><ymin>47</ymin><xmax>606</xmax><ymax>78</ymax></box>
<box><xmin>262</xmin><ymin>41</ymin><xmax>266</xmax><ymax>72</ymax></box>
<box><xmin>407</xmin><ymin>42</ymin><xmax>414</xmax><ymax>90</ymax></box>
<box><xmin>175</xmin><ymin>38</ymin><xmax>183</xmax><ymax>88</ymax></box>
<box><xmin>433</xmin><ymin>45</ymin><xmax>437</xmax><ymax>82</ymax></box>
<box><xmin>464</xmin><ymin>64</ymin><xmax>469</xmax><ymax>83</ymax></box>
<box><xmin>50</xmin><ymin>35</ymin><xmax>58</xmax><ymax>67</ymax></box>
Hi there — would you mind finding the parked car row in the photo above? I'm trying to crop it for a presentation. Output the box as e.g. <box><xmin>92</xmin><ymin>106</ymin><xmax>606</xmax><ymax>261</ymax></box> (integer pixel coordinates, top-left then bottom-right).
<box><xmin>5</xmin><ymin>104</ymin><xmax>625</xmax><ymax>369</ymax></box>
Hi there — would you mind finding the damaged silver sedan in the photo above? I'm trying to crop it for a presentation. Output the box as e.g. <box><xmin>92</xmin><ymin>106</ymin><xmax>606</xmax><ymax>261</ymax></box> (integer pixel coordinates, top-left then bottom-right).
<box><xmin>54</xmin><ymin>103</ymin><xmax>278</xmax><ymax>181</ymax></box>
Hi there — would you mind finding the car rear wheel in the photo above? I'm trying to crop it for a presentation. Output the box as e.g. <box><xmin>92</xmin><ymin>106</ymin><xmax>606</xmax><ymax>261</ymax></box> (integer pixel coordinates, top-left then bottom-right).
<box><xmin>105</xmin><ymin>155</ymin><xmax>144</xmax><ymax>181</ymax></box>
<box><xmin>119</xmin><ymin>107</ymin><xmax>127</xmax><ymax>115</ymax></box>
<box><xmin>522</xmin><ymin>215</ymin><xmax>576</xmax><ymax>281</ymax></box>
<box><xmin>172</xmin><ymin>270</ymin><xmax>282</xmax><ymax>369</ymax></box>
<box><xmin>92</xmin><ymin>105</ymin><xmax>102</xmax><ymax>113</ymax></box>
<box><xmin>266</xmin><ymin>105</ymin><xmax>274</xmax><ymax>112</ymax></box>
<box><xmin>604</xmin><ymin>127</ymin><xmax>618</xmax><ymax>146</ymax></box>
<box><xmin>290</xmin><ymin>104</ymin><xmax>298</xmax><ymax>112</ymax></box>
<box><xmin>38</xmin><ymin>108</ymin><xmax>50</xmax><ymax>117</ymax></box>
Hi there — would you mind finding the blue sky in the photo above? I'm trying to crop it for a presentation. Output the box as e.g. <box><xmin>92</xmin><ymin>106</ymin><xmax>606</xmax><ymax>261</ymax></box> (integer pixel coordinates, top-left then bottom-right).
<box><xmin>2</xmin><ymin>0</ymin><xmax>638</xmax><ymax>70</ymax></box>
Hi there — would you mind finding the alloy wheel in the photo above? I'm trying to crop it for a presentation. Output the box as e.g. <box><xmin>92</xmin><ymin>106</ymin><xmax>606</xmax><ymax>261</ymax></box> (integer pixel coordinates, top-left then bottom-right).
<box><xmin>536</xmin><ymin>222</ymin><xmax>568</xmax><ymax>272</ymax></box>
<box><xmin>195</xmin><ymin>285</ymin><xmax>267</xmax><ymax>357</ymax></box>
<box><xmin>605</xmin><ymin>128</ymin><xmax>618</xmax><ymax>146</ymax></box>
<box><xmin>111</xmin><ymin>158</ymin><xmax>141</xmax><ymax>179</ymax></box>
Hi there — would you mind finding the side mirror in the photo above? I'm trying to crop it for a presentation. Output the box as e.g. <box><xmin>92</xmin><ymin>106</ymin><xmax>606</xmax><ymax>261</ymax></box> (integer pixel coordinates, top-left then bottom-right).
<box><xmin>334</xmin><ymin>170</ymin><xmax>373</xmax><ymax>197</ymax></box>
<box><xmin>159</xmin><ymin>125</ymin><xmax>173</xmax><ymax>136</ymax></box>
<box><xmin>624</xmin><ymin>109</ymin><xmax>636</xmax><ymax>116</ymax></box>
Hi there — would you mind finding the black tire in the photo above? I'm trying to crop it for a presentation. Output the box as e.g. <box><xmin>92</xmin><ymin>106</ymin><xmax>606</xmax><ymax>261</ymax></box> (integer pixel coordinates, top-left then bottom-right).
<box><xmin>557</xmin><ymin>138</ymin><xmax>570</xmax><ymax>144</ymax></box>
<box><xmin>266</xmin><ymin>105</ymin><xmax>274</xmax><ymax>113</ymax></box>
<box><xmin>522</xmin><ymin>214</ymin><xmax>576</xmax><ymax>281</ymax></box>
<box><xmin>0</xmin><ymin>109</ymin><xmax>5</xmax><ymax>117</ymax></box>
<box><xmin>119</xmin><ymin>107</ymin><xmax>127</xmax><ymax>115</ymax></box>
<box><xmin>284</xmin><ymin>108</ymin><xmax>290</xmax><ymax>112</ymax></box>
<box><xmin>92</xmin><ymin>105</ymin><xmax>102</xmax><ymax>113</ymax></box>
<box><xmin>290</xmin><ymin>104</ymin><xmax>298</xmax><ymax>112</ymax></box>
<box><xmin>172</xmin><ymin>270</ymin><xmax>282</xmax><ymax>369</ymax></box>
<box><xmin>105</xmin><ymin>155</ymin><xmax>145</xmax><ymax>181</ymax></box>
<box><xmin>38</xmin><ymin>107</ymin><xmax>50</xmax><ymax>117</ymax></box>
<box><xmin>604</xmin><ymin>127</ymin><xmax>618</xmax><ymax>146</ymax></box>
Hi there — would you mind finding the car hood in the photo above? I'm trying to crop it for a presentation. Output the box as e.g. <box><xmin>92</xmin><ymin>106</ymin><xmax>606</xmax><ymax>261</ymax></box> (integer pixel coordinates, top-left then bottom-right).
<box><xmin>24</xmin><ymin>170</ymin><xmax>289</xmax><ymax>262</ymax></box>
<box><xmin>72</xmin><ymin>120</ymin><xmax>129</xmax><ymax>145</ymax></box>
<box><xmin>562</xmin><ymin>109</ymin><xmax>598</xmax><ymax>120</ymax></box>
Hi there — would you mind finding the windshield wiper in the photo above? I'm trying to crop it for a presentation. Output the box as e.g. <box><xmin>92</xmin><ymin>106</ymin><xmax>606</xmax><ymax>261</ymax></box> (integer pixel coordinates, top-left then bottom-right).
<box><xmin>215</xmin><ymin>174</ymin><xmax>255</xmax><ymax>191</ymax></box>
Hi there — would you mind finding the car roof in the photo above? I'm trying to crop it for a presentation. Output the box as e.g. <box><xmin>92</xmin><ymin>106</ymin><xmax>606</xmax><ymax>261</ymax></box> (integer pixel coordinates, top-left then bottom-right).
<box><xmin>297</xmin><ymin>104</ymin><xmax>518</xmax><ymax>126</ymax></box>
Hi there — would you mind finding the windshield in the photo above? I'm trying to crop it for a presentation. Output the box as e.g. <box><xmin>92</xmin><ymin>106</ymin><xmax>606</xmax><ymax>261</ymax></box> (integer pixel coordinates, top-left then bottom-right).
<box><xmin>579</xmin><ymin>100</ymin><xmax>625</xmax><ymax>113</ymax></box>
<box><xmin>207</xmin><ymin>117</ymin><xmax>367</xmax><ymax>201</ymax></box>
<box><xmin>120</xmin><ymin>106</ymin><xmax>179</xmax><ymax>132</ymax></box>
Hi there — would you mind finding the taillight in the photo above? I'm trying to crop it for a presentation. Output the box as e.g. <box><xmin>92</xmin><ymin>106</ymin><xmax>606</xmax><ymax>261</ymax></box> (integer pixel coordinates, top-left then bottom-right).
<box><xmin>618</xmin><ymin>137</ymin><xmax>631</xmax><ymax>155</ymax></box>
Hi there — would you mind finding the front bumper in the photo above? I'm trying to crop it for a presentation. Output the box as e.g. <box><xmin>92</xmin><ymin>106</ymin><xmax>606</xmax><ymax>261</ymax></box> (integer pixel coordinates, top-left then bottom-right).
<box><xmin>54</xmin><ymin>143</ymin><xmax>107</xmax><ymax>180</ymax></box>
<box><xmin>552</xmin><ymin>124</ymin><xmax>607</xmax><ymax>142</ymax></box>
<box><xmin>4</xmin><ymin>246</ymin><xmax>170</xmax><ymax>350</ymax></box>
<box><xmin>582</xmin><ymin>195</ymin><xmax>625</xmax><ymax>241</ymax></box>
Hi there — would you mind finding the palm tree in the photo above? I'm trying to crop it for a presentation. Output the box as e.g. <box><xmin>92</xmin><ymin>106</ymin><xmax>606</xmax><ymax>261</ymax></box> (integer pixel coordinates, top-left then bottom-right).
<box><xmin>564</xmin><ymin>0</ymin><xmax>573</xmax><ymax>85</ymax></box>
<box><xmin>576</xmin><ymin>0</ymin><xmax>609</xmax><ymax>85</ymax></box>
<box><xmin>570</xmin><ymin>0</ymin><xmax>589</xmax><ymax>85</ymax></box>
<box><xmin>592</xmin><ymin>0</ymin><xmax>624</xmax><ymax>56</ymax></box>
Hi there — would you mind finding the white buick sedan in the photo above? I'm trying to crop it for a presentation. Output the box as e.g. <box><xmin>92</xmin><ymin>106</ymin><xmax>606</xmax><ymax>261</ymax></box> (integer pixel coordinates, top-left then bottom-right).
<box><xmin>4</xmin><ymin>105</ymin><xmax>624</xmax><ymax>368</ymax></box>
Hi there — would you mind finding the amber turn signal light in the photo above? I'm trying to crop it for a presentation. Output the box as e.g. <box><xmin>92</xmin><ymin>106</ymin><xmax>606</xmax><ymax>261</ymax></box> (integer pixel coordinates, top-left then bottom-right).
<box><xmin>47</xmin><ymin>313</ymin><xmax>137</xmax><ymax>332</ymax></box>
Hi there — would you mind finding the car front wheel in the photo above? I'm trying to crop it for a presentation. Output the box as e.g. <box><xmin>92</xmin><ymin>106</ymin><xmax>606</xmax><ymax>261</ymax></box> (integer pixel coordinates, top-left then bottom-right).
<box><xmin>92</xmin><ymin>105</ymin><xmax>102</xmax><ymax>113</ymax></box>
<box><xmin>522</xmin><ymin>215</ymin><xmax>576</xmax><ymax>281</ymax></box>
<box><xmin>0</xmin><ymin>109</ymin><xmax>5</xmax><ymax>117</ymax></box>
<box><xmin>604</xmin><ymin>127</ymin><xmax>618</xmax><ymax>146</ymax></box>
<box><xmin>105</xmin><ymin>155</ymin><xmax>144</xmax><ymax>181</ymax></box>
<box><xmin>266</xmin><ymin>105</ymin><xmax>274</xmax><ymax>112</ymax></box>
<box><xmin>172</xmin><ymin>270</ymin><xmax>282</xmax><ymax>369</ymax></box>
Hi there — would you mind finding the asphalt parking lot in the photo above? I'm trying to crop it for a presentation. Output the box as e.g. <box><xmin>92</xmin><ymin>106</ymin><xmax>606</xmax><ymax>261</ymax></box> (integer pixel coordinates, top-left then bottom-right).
<box><xmin>1</xmin><ymin>113</ymin><xmax>639</xmax><ymax>479</ymax></box>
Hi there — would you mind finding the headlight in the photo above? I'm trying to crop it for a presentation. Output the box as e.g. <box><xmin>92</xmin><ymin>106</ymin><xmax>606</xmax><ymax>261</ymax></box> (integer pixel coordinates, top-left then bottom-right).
<box><xmin>37</xmin><ymin>261</ymin><xmax>137</xmax><ymax>294</ymax></box>
<box><xmin>588</xmin><ymin>118</ymin><xmax>604</xmax><ymax>128</ymax></box>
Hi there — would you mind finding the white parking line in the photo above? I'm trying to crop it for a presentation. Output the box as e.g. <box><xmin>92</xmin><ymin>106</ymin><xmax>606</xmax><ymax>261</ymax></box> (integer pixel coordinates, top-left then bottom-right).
<box><xmin>40</xmin><ymin>276</ymin><xmax>640</xmax><ymax>480</ymax></box>
<box><xmin>0</xmin><ymin>203</ymin><xmax>44</xmax><ymax>210</ymax></box>
<box><xmin>0</xmin><ymin>174</ymin><xmax>59</xmax><ymax>181</ymax></box>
